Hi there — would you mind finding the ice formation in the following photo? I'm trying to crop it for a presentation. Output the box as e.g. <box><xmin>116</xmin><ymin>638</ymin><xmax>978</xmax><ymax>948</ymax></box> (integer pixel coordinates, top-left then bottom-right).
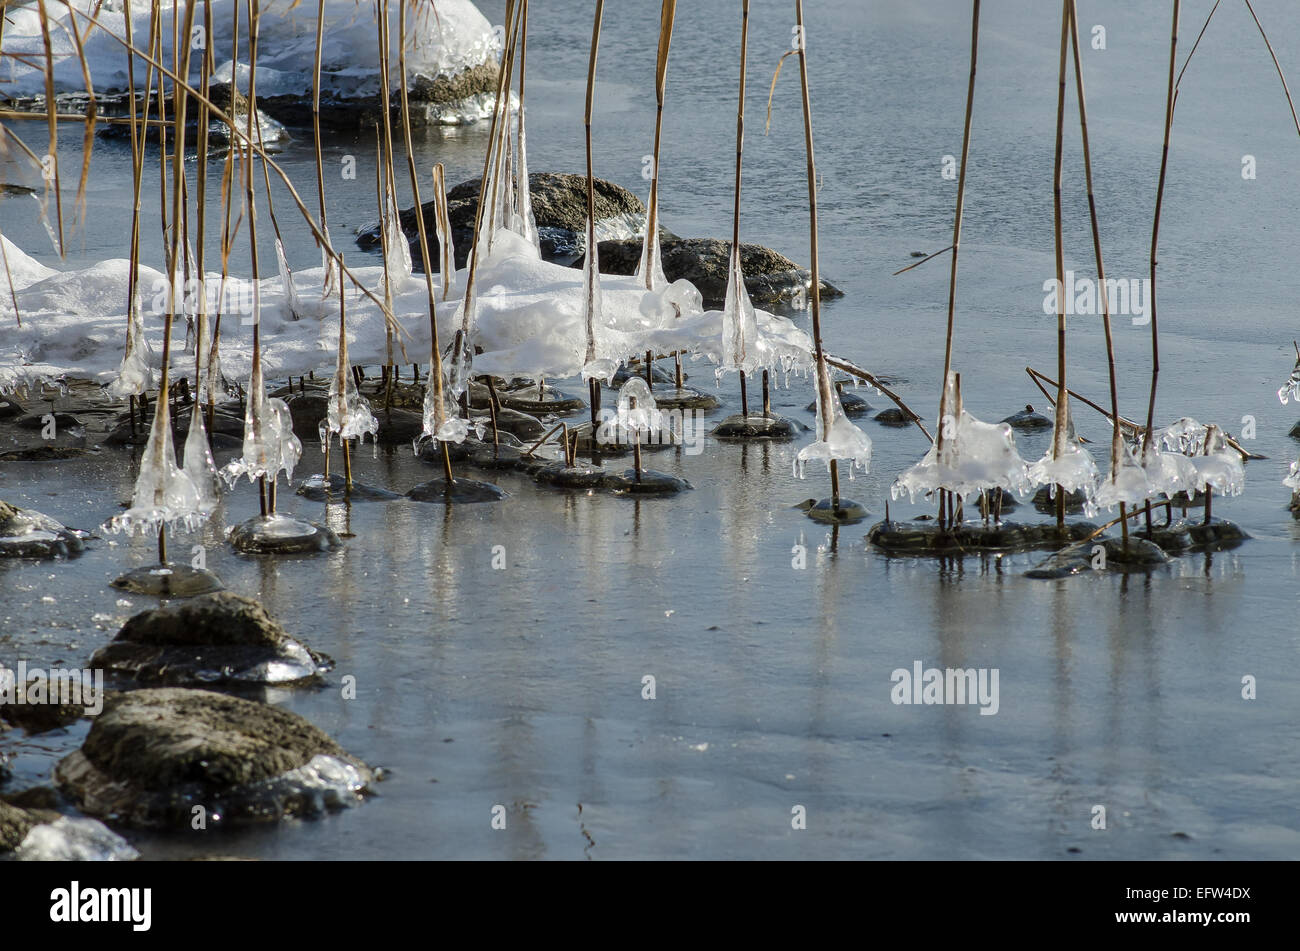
<box><xmin>13</xmin><ymin>816</ymin><xmax>139</xmax><ymax>862</ymax></box>
<box><xmin>892</xmin><ymin>374</ymin><xmax>1032</xmax><ymax>503</ymax></box>
<box><xmin>1278</xmin><ymin>359</ymin><xmax>1300</xmax><ymax>405</ymax></box>
<box><xmin>1027</xmin><ymin>404</ymin><xmax>1100</xmax><ymax>512</ymax></box>
<box><xmin>597</xmin><ymin>377</ymin><xmax>665</xmax><ymax>445</ymax></box>
<box><xmin>0</xmin><ymin>1</ymin><xmax>499</xmax><ymax>105</ymax></box>
<box><xmin>221</xmin><ymin>359</ymin><xmax>302</xmax><ymax>488</ymax></box>
<box><xmin>796</xmin><ymin>367</ymin><xmax>873</xmax><ymax>478</ymax></box>
<box><xmin>182</xmin><ymin>408</ymin><xmax>224</xmax><ymax>511</ymax></box>
<box><xmin>511</xmin><ymin>109</ymin><xmax>540</xmax><ymax>250</ymax></box>
<box><xmin>105</xmin><ymin>397</ymin><xmax>208</xmax><ymax>536</ymax></box>
<box><xmin>321</xmin><ymin>311</ymin><xmax>379</xmax><ymax>452</ymax></box>
<box><xmin>717</xmin><ymin>243</ymin><xmax>763</xmax><ymax>382</ymax></box>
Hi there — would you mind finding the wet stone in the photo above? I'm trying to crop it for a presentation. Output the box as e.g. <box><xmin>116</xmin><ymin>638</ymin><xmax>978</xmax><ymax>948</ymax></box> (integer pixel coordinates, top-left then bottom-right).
<box><xmin>1289</xmin><ymin>420</ymin><xmax>1300</xmax><ymax>440</ymax></box>
<box><xmin>613</xmin><ymin>364</ymin><xmax>681</xmax><ymax>387</ymax></box>
<box><xmin>472</xmin><ymin>405</ymin><xmax>547</xmax><ymax>441</ymax></box>
<box><xmin>296</xmin><ymin>473</ymin><xmax>402</xmax><ymax>502</ymax></box>
<box><xmin>375</xmin><ymin>408</ymin><xmax>426</xmax><ymax>446</ymax></box>
<box><xmin>807</xmin><ymin>391</ymin><xmax>872</xmax><ymax>417</ymax></box>
<box><xmin>92</xmin><ymin>591</ymin><xmax>329</xmax><ymax>687</ymax></box>
<box><xmin>710</xmin><ymin>413</ymin><xmax>800</xmax><ymax>440</ymax></box>
<box><xmin>14</xmin><ymin>411</ymin><xmax>82</xmax><ymax>431</ymax></box>
<box><xmin>1001</xmin><ymin>405</ymin><xmax>1054</xmax><ymax>431</ymax></box>
<box><xmin>229</xmin><ymin>514</ymin><xmax>342</xmax><ymax>554</ymax></box>
<box><xmin>0</xmin><ymin>501</ymin><xmax>85</xmax><ymax>559</ymax></box>
<box><xmin>604</xmin><ymin>469</ymin><xmax>692</xmax><ymax>495</ymax></box>
<box><xmin>532</xmin><ymin>463</ymin><xmax>609</xmax><ymax>490</ymax></box>
<box><xmin>804</xmin><ymin>498</ymin><xmax>870</xmax><ymax>524</ymax></box>
<box><xmin>651</xmin><ymin>387</ymin><xmax>722</xmax><ymax>411</ymax></box>
<box><xmin>0</xmin><ymin>397</ymin><xmax>24</xmax><ymax>419</ymax></box>
<box><xmin>869</xmin><ymin>519</ymin><xmax>1099</xmax><ymax>555</ymax></box>
<box><xmin>1185</xmin><ymin>518</ymin><xmax>1250</xmax><ymax>551</ymax></box>
<box><xmin>406</xmin><ymin>477</ymin><xmax>508</xmax><ymax>504</ymax></box>
<box><xmin>1032</xmin><ymin>485</ymin><xmax>1090</xmax><ymax>514</ymax></box>
<box><xmin>873</xmin><ymin>408</ymin><xmax>916</xmax><ymax>428</ymax></box>
<box><xmin>54</xmin><ymin>687</ymin><xmax>374</xmax><ymax>828</ymax></box>
<box><xmin>496</xmin><ymin>385</ymin><xmax>586</xmax><ymax>416</ymax></box>
<box><xmin>111</xmin><ymin>563</ymin><xmax>225</xmax><ymax>597</ymax></box>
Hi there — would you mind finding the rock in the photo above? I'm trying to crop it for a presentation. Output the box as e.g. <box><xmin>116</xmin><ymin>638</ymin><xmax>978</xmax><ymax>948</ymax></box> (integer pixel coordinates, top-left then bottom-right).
<box><xmin>362</xmin><ymin>172</ymin><xmax>647</xmax><ymax>268</ymax></box>
<box><xmin>0</xmin><ymin>396</ymin><xmax>25</xmax><ymax>418</ymax></box>
<box><xmin>229</xmin><ymin>514</ymin><xmax>342</xmax><ymax>554</ymax></box>
<box><xmin>803</xmin><ymin>497</ymin><xmax>870</xmax><ymax>524</ymax></box>
<box><xmin>1184</xmin><ymin>518</ymin><xmax>1250</xmax><ymax>551</ymax></box>
<box><xmin>582</xmin><ymin>237</ymin><xmax>844</xmax><ymax>305</ymax></box>
<box><xmin>472</xmin><ymin>405</ymin><xmax>547</xmax><ymax>441</ymax></box>
<box><xmin>92</xmin><ymin>592</ymin><xmax>329</xmax><ymax>686</ymax></box>
<box><xmin>1025</xmin><ymin>536</ymin><xmax>1170</xmax><ymax>578</ymax></box>
<box><xmin>0</xmin><ymin>501</ymin><xmax>85</xmax><ymax>559</ymax></box>
<box><xmin>649</xmin><ymin>386</ymin><xmax>721</xmax><ymax>412</ymax></box>
<box><xmin>808</xmin><ymin>387</ymin><xmax>872</xmax><ymax>416</ymax></box>
<box><xmin>710</xmin><ymin>413</ymin><xmax>800</xmax><ymax>440</ymax></box>
<box><xmin>1032</xmin><ymin>484</ymin><xmax>1089</xmax><ymax>514</ymax></box>
<box><xmin>495</xmin><ymin>384</ymin><xmax>586</xmax><ymax>416</ymax></box>
<box><xmin>1001</xmin><ymin>404</ymin><xmax>1054</xmax><ymax>430</ymax></box>
<box><xmin>111</xmin><ymin>564</ymin><xmax>225</xmax><ymax>597</ymax></box>
<box><xmin>405</xmin><ymin>477</ymin><xmax>508</xmax><ymax>503</ymax></box>
<box><xmin>869</xmin><ymin>519</ymin><xmax>1099</xmax><ymax>555</ymax></box>
<box><xmin>375</xmin><ymin>408</ymin><xmax>426</xmax><ymax>446</ymax></box>
<box><xmin>55</xmin><ymin>688</ymin><xmax>373</xmax><ymax>827</ymax></box>
<box><xmin>532</xmin><ymin>463</ymin><xmax>609</xmax><ymax>490</ymax></box>
<box><xmin>13</xmin><ymin>411</ymin><xmax>82</xmax><ymax>431</ymax></box>
<box><xmin>2</xmin><ymin>795</ymin><xmax>136</xmax><ymax>860</ymax></box>
<box><xmin>295</xmin><ymin>473</ymin><xmax>402</xmax><ymax>502</ymax></box>
<box><xmin>604</xmin><ymin>469</ymin><xmax>692</xmax><ymax>495</ymax></box>
<box><xmin>285</xmin><ymin>393</ymin><xmax>331</xmax><ymax>441</ymax></box>
<box><xmin>612</xmin><ymin>363</ymin><xmax>683</xmax><ymax>387</ymax></box>
<box><xmin>105</xmin><ymin>403</ymin><xmax>245</xmax><ymax>446</ymax></box>
<box><xmin>873</xmin><ymin>408</ymin><xmax>917</xmax><ymax>428</ymax></box>
<box><xmin>0</xmin><ymin>798</ymin><xmax>58</xmax><ymax>852</ymax></box>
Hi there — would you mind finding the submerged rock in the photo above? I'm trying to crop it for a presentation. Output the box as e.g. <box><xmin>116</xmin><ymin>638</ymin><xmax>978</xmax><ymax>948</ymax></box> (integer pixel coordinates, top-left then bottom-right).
<box><xmin>605</xmin><ymin>469</ymin><xmax>692</xmax><ymax>495</ymax></box>
<box><xmin>650</xmin><ymin>386</ymin><xmax>722</xmax><ymax>412</ymax></box>
<box><xmin>364</xmin><ymin>172</ymin><xmax>647</xmax><ymax>268</ymax></box>
<box><xmin>869</xmin><ymin>519</ymin><xmax>1099</xmax><ymax>555</ymax></box>
<box><xmin>0</xmin><ymin>500</ymin><xmax>85</xmax><ymax>559</ymax></box>
<box><xmin>495</xmin><ymin>384</ymin><xmax>586</xmax><ymax>416</ymax></box>
<box><xmin>807</xmin><ymin>388</ymin><xmax>872</xmax><ymax>417</ymax></box>
<box><xmin>1</xmin><ymin>799</ymin><xmax>138</xmax><ymax>860</ymax></box>
<box><xmin>405</xmin><ymin>477</ymin><xmax>508</xmax><ymax>504</ymax></box>
<box><xmin>229</xmin><ymin>514</ymin><xmax>342</xmax><ymax>554</ymax></box>
<box><xmin>92</xmin><ymin>592</ymin><xmax>329</xmax><ymax>687</ymax></box>
<box><xmin>1026</xmin><ymin>536</ymin><xmax>1171</xmax><ymax>578</ymax></box>
<box><xmin>612</xmin><ymin>364</ymin><xmax>683</xmax><ymax>387</ymax></box>
<box><xmin>532</xmin><ymin>463</ymin><xmax>609</xmax><ymax>490</ymax></box>
<box><xmin>296</xmin><ymin>473</ymin><xmax>402</xmax><ymax>502</ymax></box>
<box><xmin>587</xmin><ymin>237</ymin><xmax>844</xmax><ymax>305</ymax></box>
<box><xmin>1032</xmin><ymin>484</ymin><xmax>1089</xmax><ymax>515</ymax></box>
<box><xmin>1001</xmin><ymin>404</ymin><xmax>1054</xmax><ymax>431</ymax></box>
<box><xmin>55</xmin><ymin>688</ymin><xmax>374</xmax><ymax>828</ymax></box>
<box><xmin>803</xmin><ymin>497</ymin><xmax>870</xmax><ymax>525</ymax></box>
<box><xmin>873</xmin><ymin>408</ymin><xmax>917</xmax><ymax>428</ymax></box>
<box><xmin>711</xmin><ymin>413</ymin><xmax>800</xmax><ymax>440</ymax></box>
<box><xmin>112</xmin><ymin>564</ymin><xmax>225</xmax><ymax>597</ymax></box>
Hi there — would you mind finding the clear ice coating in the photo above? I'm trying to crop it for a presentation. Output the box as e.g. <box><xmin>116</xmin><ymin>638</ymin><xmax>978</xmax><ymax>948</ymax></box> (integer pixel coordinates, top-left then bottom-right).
<box><xmin>13</xmin><ymin>816</ymin><xmax>139</xmax><ymax>862</ymax></box>
<box><xmin>511</xmin><ymin>108</ymin><xmax>540</xmax><ymax>250</ymax></box>
<box><xmin>1095</xmin><ymin>439</ymin><xmax>1154</xmax><ymax>509</ymax></box>
<box><xmin>600</xmin><ymin>377</ymin><xmax>665</xmax><ymax>444</ymax></box>
<box><xmin>796</xmin><ymin>367</ymin><xmax>873</xmax><ymax>478</ymax></box>
<box><xmin>1278</xmin><ymin>360</ymin><xmax>1300</xmax><ymax>405</ymax></box>
<box><xmin>275</xmin><ymin>237</ymin><xmax>305</xmax><ymax>321</ymax></box>
<box><xmin>892</xmin><ymin>375</ymin><xmax>1031</xmax><ymax>503</ymax></box>
<box><xmin>382</xmin><ymin>180</ymin><xmax>413</xmax><ymax>292</ymax></box>
<box><xmin>182</xmin><ymin>407</ymin><xmax>223</xmax><ymax>512</ymax></box>
<box><xmin>580</xmin><ymin>217</ymin><xmax>619</xmax><ymax>384</ymax></box>
<box><xmin>322</xmin><ymin>312</ymin><xmax>379</xmax><ymax>451</ymax></box>
<box><xmin>106</xmin><ymin>395</ymin><xmax>208</xmax><ymax>536</ymax></box>
<box><xmin>418</xmin><ymin>359</ymin><xmax>471</xmax><ymax>446</ymax></box>
<box><xmin>222</xmin><ymin>359</ymin><xmax>303</xmax><ymax>488</ymax></box>
<box><xmin>105</xmin><ymin>298</ymin><xmax>155</xmax><ymax>399</ymax></box>
<box><xmin>1027</xmin><ymin>404</ymin><xmax>1100</xmax><ymax>512</ymax></box>
<box><xmin>718</xmin><ymin>242</ymin><xmax>762</xmax><ymax>380</ymax></box>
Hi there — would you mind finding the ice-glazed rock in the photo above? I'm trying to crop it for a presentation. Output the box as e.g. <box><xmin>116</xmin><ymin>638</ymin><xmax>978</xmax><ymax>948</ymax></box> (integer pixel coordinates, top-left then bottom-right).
<box><xmin>91</xmin><ymin>592</ymin><xmax>329</xmax><ymax>686</ymax></box>
<box><xmin>0</xmin><ymin>500</ymin><xmax>85</xmax><ymax>559</ymax></box>
<box><xmin>55</xmin><ymin>687</ymin><xmax>374</xmax><ymax>827</ymax></box>
<box><xmin>1</xmin><ymin>800</ymin><xmax>137</xmax><ymax>860</ymax></box>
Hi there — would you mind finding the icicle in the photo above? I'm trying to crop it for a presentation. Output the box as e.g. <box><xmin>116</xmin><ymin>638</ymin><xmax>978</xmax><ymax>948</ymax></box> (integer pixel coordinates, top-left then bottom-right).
<box><xmin>512</xmin><ymin>107</ymin><xmax>539</xmax><ymax>249</ymax></box>
<box><xmin>105</xmin><ymin>396</ymin><xmax>205</xmax><ymax>536</ymax></box>
<box><xmin>1028</xmin><ymin>402</ymin><xmax>1100</xmax><ymax>512</ymax></box>
<box><xmin>182</xmin><ymin>408</ymin><xmax>222</xmax><ymax>512</ymax></box>
<box><xmin>580</xmin><ymin>216</ymin><xmax>618</xmax><ymax>384</ymax></box>
<box><xmin>106</xmin><ymin>296</ymin><xmax>156</xmax><ymax>399</ymax></box>
<box><xmin>432</xmin><ymin>163</ymin><xmax>457</xmax><ymax>300</ymax></box>
<box><xmin>717</xmin><ymin>242</ymin><xmax>762</xmax><ymax>382</ymax></box>
<box><xmin>796</xmin><ymin>370</ymin><xmax>872</xmax><ymax>479</ymax></box>
<box><xmin>635</xmin><ymin>194</ymin><xmax>669</xmax><ymax>292</ymax></box>
<box><xmin>275</xmin><ymin>237</ymin><xmax>304</xmax><ymax>321</ymax></box>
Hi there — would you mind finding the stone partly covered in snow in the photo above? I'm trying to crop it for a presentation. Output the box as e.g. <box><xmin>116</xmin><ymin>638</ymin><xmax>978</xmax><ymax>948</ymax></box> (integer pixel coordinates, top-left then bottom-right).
<box><xmin>55</xmin><ymin>688</ymin><xmax>374</xmax><ymax>828</ymax></box>
<box><xmin>1</xmin><ymin>800</ymin><xmax>137</xmax><ymax>861</ymax></box>
<box><xmin>92</xmin><ymin>592</ymin><xmax>329</xmax><ymax>687</ymax></box>
<box><xmin>594</xmin><ymin>237</ymin><xmax>843</xmax><ymax>306</ymax></box>
<box><xmin>369</xmin><ymin>173</ymin><xmax>649</xmax><ymax>269</ymax></box>
<box><xmin>1</xmin><ymin>1</ymin><xmax>501</xmax><ymax>126</ymax></box>
<box><xmin>0</xmin><ymin>500</ymin><xmax>85</xmax><ymax>559</ymax></box>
